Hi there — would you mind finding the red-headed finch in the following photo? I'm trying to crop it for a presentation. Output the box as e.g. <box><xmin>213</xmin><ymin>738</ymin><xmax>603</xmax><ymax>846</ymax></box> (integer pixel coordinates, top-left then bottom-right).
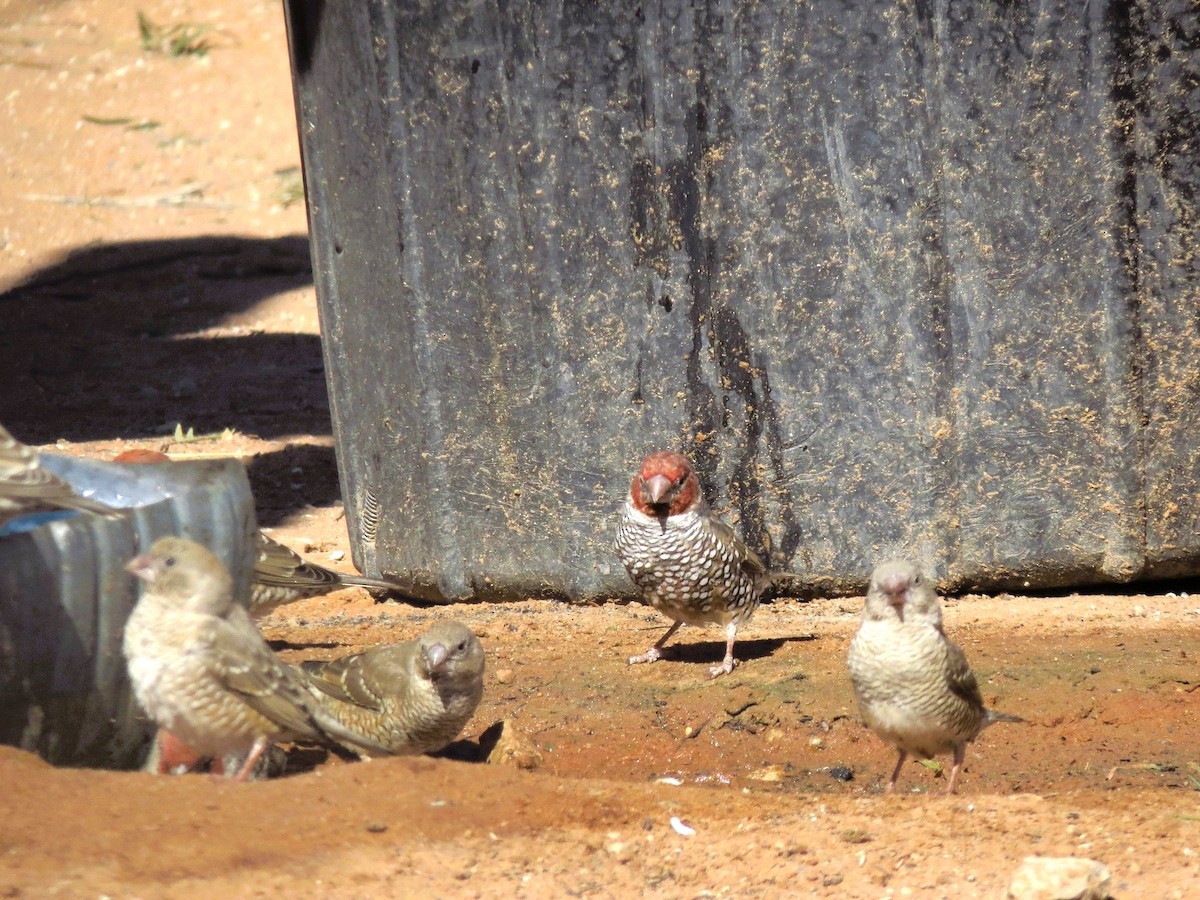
<box><xmin>615</xmin><ymin>451</ymin><xmax>769</xmax><ymax>678</ymax></box>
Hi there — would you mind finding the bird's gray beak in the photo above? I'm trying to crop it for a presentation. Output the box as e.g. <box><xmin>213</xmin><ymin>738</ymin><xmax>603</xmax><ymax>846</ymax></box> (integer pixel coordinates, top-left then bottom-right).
<box><xmin>644</xmin><ymin>474</ymin><xmax>673</xmax><ymax>505</ymax></box>
<box><xmin>125</xmin><ymin>554</ymin><xmax>156</xmax><ymax>582</ymax></box>
<box><xmin>423</xmin><ymin>641</ymin><xmax>448</xmax><ymax>675</ymax></box>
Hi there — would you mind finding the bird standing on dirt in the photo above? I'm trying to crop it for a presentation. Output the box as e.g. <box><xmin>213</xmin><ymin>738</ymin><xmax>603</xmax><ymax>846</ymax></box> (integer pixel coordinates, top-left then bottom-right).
<box><xmin>847</xmin><ymin>558</ymin><xmax>1022</xmax><ymax>794</ymax></box>
<box><xmin>614</xmin><ymin>450</ymin><xmax>770</xmax><ymax>678</ymax></box>
<box><xmin>0</xmin><ymin>423</ymin><xmax>122</xmax><ymax>526</ymax></box>
<box><xmin>300</xmin><ymin>620</ymin><xmax>486</xmax><ymax>757</ymax></box>
<box><xmin>123</xmin><ymin>536</ymin><xmax>333</xmax><ymax>780</ymax></box>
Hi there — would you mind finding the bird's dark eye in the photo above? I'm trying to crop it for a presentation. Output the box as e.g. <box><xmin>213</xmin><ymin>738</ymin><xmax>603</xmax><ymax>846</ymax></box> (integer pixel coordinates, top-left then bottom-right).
<box><xmin>913</xmin><ymin>574</ymin><xmax>921</xmax><ymax>584</ymax></box>
<box><xmin>456</xmin><ymin>640</ymin><xmax>467</xmax><ymax>652</ymax></box>
<box><xmin>164</xmin><ymin>556</ymin><xmax>177</xmax><ymax>568</ymax></box>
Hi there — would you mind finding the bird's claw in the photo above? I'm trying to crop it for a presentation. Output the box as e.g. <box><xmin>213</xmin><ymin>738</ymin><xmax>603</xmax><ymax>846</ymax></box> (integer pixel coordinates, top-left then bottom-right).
<box><xmin>707</xmin><ymin>657</ymin><xmax>736</xmax><ymax>679</ymax></box>
<box><xmin>628</xmin><ymin>647</ymin><xmax>662</xmax><ymax>666</ymax></box>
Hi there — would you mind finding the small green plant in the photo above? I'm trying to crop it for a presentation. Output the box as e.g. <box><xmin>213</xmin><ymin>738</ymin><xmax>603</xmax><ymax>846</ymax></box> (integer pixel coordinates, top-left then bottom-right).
<box><xmin>137</xmin><ymin>11</ymin><xmax>211</xmax><ymax>58</ymax></box>
<box><xmin>274</xmin><ymin>166</ymin><xmax>305</xmax><ymax>209</ymax></box>
<box><xmin>917</xmin><ymin>758</ymin><xmax>944</xmax><ymax>775</ymax></box>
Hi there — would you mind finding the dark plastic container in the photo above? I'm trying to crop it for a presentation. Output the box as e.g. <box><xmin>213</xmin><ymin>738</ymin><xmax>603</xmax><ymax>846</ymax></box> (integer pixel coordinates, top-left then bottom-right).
<box><xmin>283</xmin><ymin>0</ymin><xmax>1200</xmax><ymax>599</ymax></box>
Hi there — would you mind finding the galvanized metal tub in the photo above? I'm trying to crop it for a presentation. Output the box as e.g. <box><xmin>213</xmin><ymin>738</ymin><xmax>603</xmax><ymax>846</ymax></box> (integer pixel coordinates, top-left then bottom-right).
<box><xmin>0</xmin><ymin>455</ymin><xmax>256</xmax><ymax>769</ymax></box>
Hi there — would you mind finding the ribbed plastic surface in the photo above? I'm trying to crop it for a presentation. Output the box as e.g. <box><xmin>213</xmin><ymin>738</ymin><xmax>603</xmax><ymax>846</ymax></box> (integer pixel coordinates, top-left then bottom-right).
<box><xmin>284</xmin><ymin>0</ymin><xmax>1200</xmax><ymax>600</ymax></box>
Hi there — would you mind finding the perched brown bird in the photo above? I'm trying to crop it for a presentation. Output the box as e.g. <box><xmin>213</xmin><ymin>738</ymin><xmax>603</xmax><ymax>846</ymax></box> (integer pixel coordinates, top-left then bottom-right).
<box><xmin>614</xmin><ymin>450</ymin><xmax>770</xmax><ymax>678</ymax></box>
<box><xmin>250</xmin><ymin>531</ymin><xmax>400</xmax><ymax>613</ymax></box>
<box><xmin>123</xmin><ymin>536</ymin><xmax>334</xmax><ymax>780</ymax></box>
<box><xmin>0</xmin><ymin>423</ymin><xmax>122</xmax><ymax>525</ymax></box>
<box><xmin>300</xmin><ymin>620</ymin><xmax>485</xmax><ymax>757</ymax></box>
<box><xmin>847</xmin><ymin>559</ymin><xmax>1022</xmax><ymax>794</ymax></box>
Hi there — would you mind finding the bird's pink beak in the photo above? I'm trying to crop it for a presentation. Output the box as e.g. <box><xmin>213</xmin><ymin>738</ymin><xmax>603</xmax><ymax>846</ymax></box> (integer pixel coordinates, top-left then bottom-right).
<box><xmin>423</xmin><ymin>642</ymin><xmax>448</xmax><ymax>674</ymax></box>
<box><xmin>125</xmin><ymin>554</ymin><xmax>156</xmax><ymax>582</ymax></box>
<box><xmin>643</xmin><ymin>474</ymin><xmax>673</xmax><ymax>504</ymax></box>
<box><xmin>879</xmin><ymin>572</ymin><xmax>910</xmax><ymax>619</ymax></box>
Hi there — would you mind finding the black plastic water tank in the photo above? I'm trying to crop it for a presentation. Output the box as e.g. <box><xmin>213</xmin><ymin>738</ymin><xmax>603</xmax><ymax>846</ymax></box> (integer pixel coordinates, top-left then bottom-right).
<box><xmin>283</xmin><ymin>0</ymin><xmax>1200</xmax><ymax>600</ymax></box>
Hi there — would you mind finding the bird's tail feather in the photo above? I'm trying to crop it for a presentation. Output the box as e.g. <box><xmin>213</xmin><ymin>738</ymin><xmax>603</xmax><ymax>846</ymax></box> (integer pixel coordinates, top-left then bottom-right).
<box><xmin>984</xmin><ymin>709</ymin><xmax>1024</xmax><ymax>726</ymax></box>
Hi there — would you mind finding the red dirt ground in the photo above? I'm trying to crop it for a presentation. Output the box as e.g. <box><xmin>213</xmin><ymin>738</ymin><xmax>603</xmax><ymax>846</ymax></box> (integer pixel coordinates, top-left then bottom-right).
<box><xmin>2</xmin><ymin>2</ymin><xmax>1199</xmax><ymax>896</ymax></box>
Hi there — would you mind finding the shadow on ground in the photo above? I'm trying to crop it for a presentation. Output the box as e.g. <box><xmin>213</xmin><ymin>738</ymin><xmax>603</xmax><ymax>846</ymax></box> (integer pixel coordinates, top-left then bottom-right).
<box><xmin>0</xmin><ymin>235</ymin><xmax>343</xmax><ymax>519</ymax></box>
<box><xmin>0</xmin><ymin>235</ymin><xmax>322</xmax><ymax>439</ymax></box>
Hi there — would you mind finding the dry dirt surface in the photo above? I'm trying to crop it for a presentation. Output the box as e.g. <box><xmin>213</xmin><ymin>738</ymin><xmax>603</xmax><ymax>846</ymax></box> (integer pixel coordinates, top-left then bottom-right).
<box><xmin>2</xmin><ymin>2</ymin><xmax>1200</xmax><ymax>897</ymax></box>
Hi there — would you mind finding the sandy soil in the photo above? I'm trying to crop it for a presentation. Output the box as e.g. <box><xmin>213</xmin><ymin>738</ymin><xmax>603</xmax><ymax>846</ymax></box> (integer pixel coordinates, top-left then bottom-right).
<box><xmin>2</xmin><ymin>1</ymin><xmax>1200</xmax><ymax>897</ymax></box>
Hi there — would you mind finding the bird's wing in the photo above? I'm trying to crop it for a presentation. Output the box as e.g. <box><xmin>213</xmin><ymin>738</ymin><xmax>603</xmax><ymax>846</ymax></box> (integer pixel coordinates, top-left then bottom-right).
<box><xmin>706</xmin><ymin>516</ymin><xmax>768</xmax><ymax>578</ymax></box>
<box><xmin>202</xmin><ymin>607</ymin><xmax>327</xmax><ymax>739</ymax></box>
<box><xmin>942</xmin><ymin>639</ymin><xmax>986</xmax><ymax>710</ymax></box>
<box><xmin>253</xmin><ymin>532</ymin><xmax>340</xmax><ymax>588</ymax></box>
<box><xmin>0</xmin><ymin>426</ymin><xmax>120</xmax><ymax>516</ymax></box>
<box><xmin>301</xmin><ymin>649</ymin><xmax>398</xmax><ymax>712</ymax></box>
<box><xmin>302</xmin><ymin>650</ymin><xmax>410</xmax><ymax>757</ymax></box>
<box><xmin>254</xmin><ymin>532</ymin><xmax>398</xmax><ymax>592</ymax></box>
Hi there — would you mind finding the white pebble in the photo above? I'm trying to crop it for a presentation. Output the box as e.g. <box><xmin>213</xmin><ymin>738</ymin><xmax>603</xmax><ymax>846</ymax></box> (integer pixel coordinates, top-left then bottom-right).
<box><xmin>669</xmin><ymin>817</ymin><xmax>696</xmax><ymax>836</ymax></box>
<box><xmin>329</xmin><ymin>550</ymin><xmax>346</xmax><ymax>561</ymax></box>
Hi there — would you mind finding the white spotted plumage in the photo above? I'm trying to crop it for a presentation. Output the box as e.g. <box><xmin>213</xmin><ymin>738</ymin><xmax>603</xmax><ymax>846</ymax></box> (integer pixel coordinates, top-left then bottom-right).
<box><xmin>614</xmin><ymin>451</ymin><xmax>768</xmax><ymax>678</ymax></box>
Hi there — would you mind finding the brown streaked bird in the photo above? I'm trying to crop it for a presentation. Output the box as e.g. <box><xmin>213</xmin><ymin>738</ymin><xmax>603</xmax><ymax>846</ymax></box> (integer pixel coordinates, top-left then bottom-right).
<box><xmin>250</xmin><ymin>531</ymin><xmax>400</xmax><ymax>613</ymax></box>
<box><xmin>847</xmin><ymin>558</ymin><xmax>1023</xmax><ymax>794</ymax></box>
<box><xmin>614</xmin><ymin>450</ymin><xmax>771</xmax><ymax>678</ymax></box>
<box><xmin>112</xmin><ymin>449</ymin><xmax>400</xmax><ymax>612</ymax></box>
<box><xmin>301</xmin><ymin>620</ymin><xmax>485</xmax><ymax>757</ymax></box>
<box><xmin>122</xmin><ymin>536</ymin><xmax>335</xmax><ymax>780</ymax></box>
<box><xmin>0</xmin><ymin>423</ymin><xmax>122</xmax><ymax>525</ymax></box>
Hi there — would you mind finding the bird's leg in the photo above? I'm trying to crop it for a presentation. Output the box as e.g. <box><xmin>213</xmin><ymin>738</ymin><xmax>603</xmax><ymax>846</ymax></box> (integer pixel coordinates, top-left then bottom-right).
<box><xmin>155</xmin><ymin>729</ymin><xmax>207</xmax><ymax>775</ymax></box>
<box><xmin>230</xmin><ymin>736</ymin><xmax>269</xmax><ymax>782</ymax></box>
<box><xmin>629</xmin><ymin>620</ymin><xmax>683</xmax><ymax>665</ymax></box>
<box><xmin>154</xmin><ymin>729</ymin><xmax>173</xmax><ymax>775</ymax></box>
<box><xmin>707</xmin><ymin>621</ymin><xmax>739</xmax><ymax>679</ymax></box>
<box><xmin>885</xmin><ymin>750</ymin><xmax>908</xmax><ymax>793</ymax></box>
<box><xmin>944</xmin><ymin>744</ymin><xmax>966</xmax><ymax>795</ymax></box>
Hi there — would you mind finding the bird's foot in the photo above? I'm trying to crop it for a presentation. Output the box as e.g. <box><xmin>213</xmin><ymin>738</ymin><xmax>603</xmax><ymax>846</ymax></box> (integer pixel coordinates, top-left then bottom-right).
<box><xmin>628</xmin><ymin>647</ymin><xmax>663</xmax><ymax>665</ymax></box>
<box><xmin>707</xmin><ymin>656</ymin><xmax>736</xmax><ymax>679</ymax></box>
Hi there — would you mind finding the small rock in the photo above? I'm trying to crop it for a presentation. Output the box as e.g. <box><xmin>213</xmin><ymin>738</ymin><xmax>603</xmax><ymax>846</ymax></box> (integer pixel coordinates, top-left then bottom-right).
<box><xmin>329</xmin><ymin>549</ymin><xmax>346</xmax><ymax>561</ymax></box>
<box><xmin>1008</xmin><ymin>856</ymin><xmax>1111</xmax><ymax>900</ymax></box>
<box><xmin>829</xmin><ymin>766</ymin><xmax>854</xmax><ymax>783</ymax></box>
<box><xmin>478</xmin><ymin>720</ymin><xmax>543</xmax><ymax>770</ymax></box>
<box><xmin>748</xmin><ymin>765</ymin><xmax>786</xmax><ymax>782</ymax></box>
<box><xmin>494</xmin><ymin>668</ymin><xmax>514</xmax><ymax>685</ymax></box>
<box><xmin>1131</xmin><ymin>605</ymin><xmax>1147</xmax><ymax>618</ymax></box>
<box><xmin>605</xmin><ymin>839</ymin><xmax>635</xmax><ymax>861</ymax></box>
